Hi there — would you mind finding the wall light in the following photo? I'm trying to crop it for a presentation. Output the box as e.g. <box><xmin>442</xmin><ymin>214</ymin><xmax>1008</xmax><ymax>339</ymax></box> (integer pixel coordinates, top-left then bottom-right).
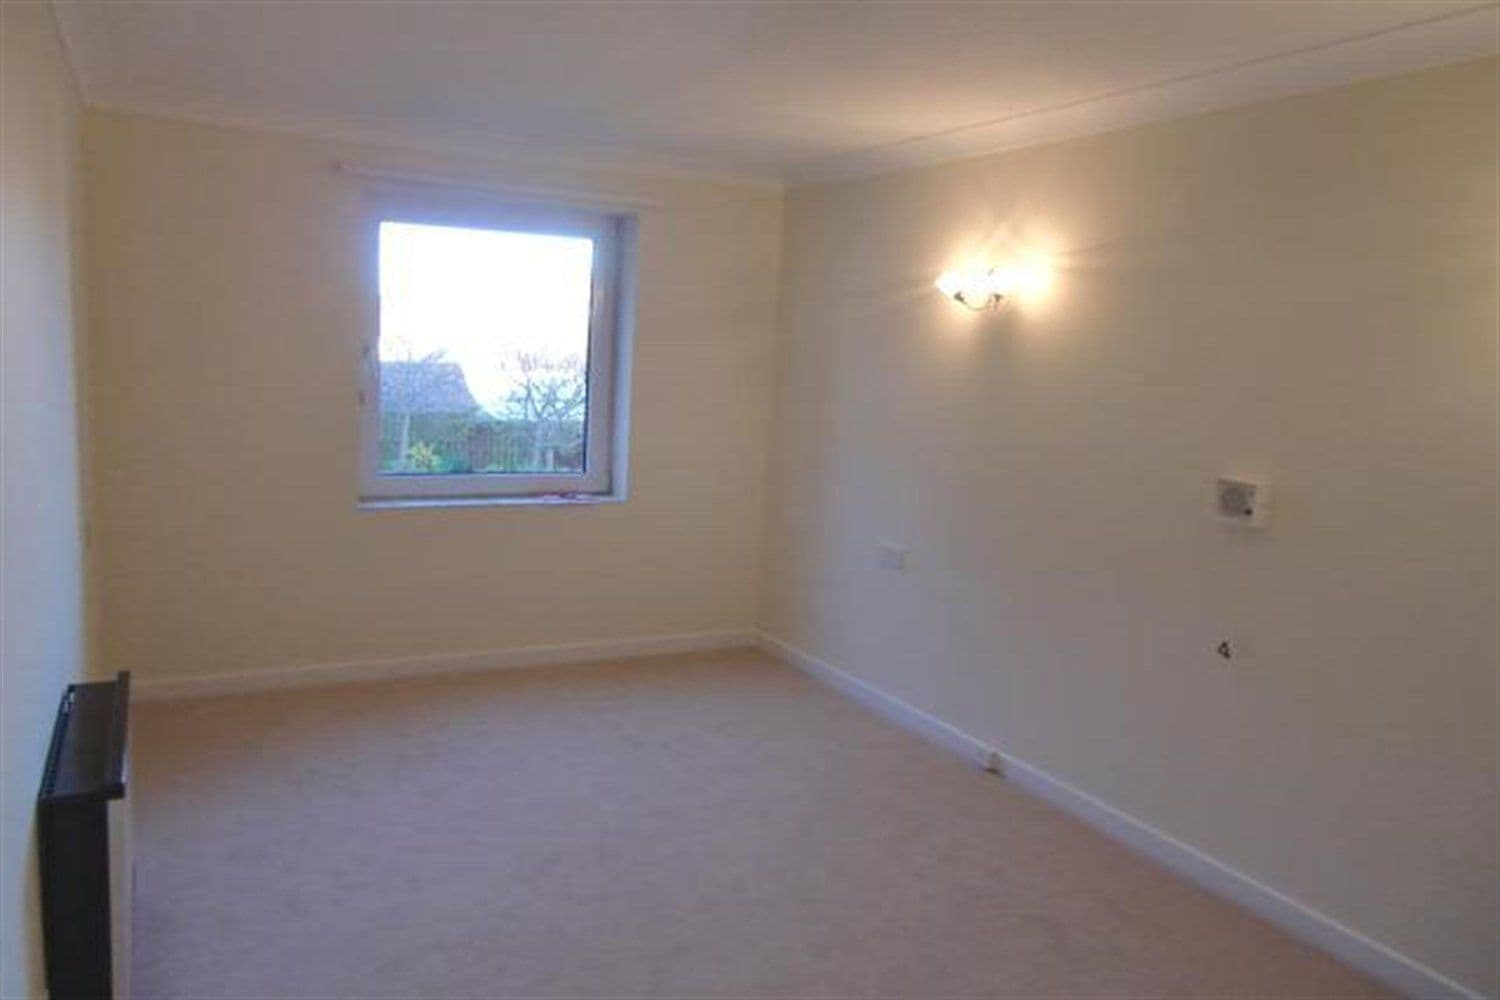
<box><xmin>935</xmin><ymin>266</ymin><xmax>1006</xmax><ymax>311</ymax></box>
<box><xmin>936</xmin><ymin>259</ymin><xmax>1054</xmax><ymax>311</ymax></box>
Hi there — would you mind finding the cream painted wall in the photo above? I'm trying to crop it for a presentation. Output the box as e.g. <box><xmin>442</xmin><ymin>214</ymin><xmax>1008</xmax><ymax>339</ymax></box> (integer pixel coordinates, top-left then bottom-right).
<box><xmin>84</xmin><ymin>112</ymin><xmax>781</xmax><ymax>682</ymax></box>
<box><xmin>1</xmin><ymin>3</ymin><xmax>88</xmax><ymax>997</ymax></box>
<box><xmin>73</xmin><ymin>49</ymin><xmax>1499</xmax><ymax>997</ymax></box>
<box><xmin>762</xmin><ymin>57</ymin><xmax>1499</xmax><ymax>996</ymax></box>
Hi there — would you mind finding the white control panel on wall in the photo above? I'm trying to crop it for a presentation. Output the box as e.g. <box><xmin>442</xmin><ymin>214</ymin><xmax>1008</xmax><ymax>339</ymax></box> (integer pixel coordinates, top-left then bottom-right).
<box><xmin>1216</xmin><ymin>477</ymin><xmax>1270</xmax><ymax>528</ymax></box>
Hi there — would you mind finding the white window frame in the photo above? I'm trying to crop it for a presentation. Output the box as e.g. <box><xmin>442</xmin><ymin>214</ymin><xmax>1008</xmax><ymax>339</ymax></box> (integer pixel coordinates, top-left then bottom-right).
<box><xmin>357</xmin><ymin>189</ymin><xmax>632</xmax><ymax>504</ymax></box>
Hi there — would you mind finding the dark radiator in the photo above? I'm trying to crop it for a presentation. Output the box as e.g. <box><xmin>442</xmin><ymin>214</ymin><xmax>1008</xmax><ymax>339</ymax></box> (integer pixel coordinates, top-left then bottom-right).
<box><xmin>37</xmin><ymin>672</ymin><xmax>132</xmax><ymax>1000</ymax></box>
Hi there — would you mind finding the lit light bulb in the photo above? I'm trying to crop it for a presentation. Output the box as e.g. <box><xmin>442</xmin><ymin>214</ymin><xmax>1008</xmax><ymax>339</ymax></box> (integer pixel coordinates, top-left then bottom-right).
<box><xmin>960</xmin><ymin>270</ymin><xmax>993</xmax><ymax>305</ymax></box>
<box><xmin>935</xmin><ymin>270</ymin><xmax>964</xmax><ymax>298</ymax></box>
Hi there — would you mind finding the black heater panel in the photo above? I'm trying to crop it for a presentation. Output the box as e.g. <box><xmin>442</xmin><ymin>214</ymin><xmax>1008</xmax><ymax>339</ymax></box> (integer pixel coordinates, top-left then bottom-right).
<box><xmin>37</xmin><ymin>672</ymin><xmax>131</xmax><ymax>1000</ymax></box>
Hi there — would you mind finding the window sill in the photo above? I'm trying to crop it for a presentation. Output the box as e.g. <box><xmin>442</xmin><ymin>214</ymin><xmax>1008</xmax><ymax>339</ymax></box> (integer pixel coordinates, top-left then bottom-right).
<box><xmin>358</xmin><ymin>493</ymin><xmax>625</xmax><ymax>511</ymax></box>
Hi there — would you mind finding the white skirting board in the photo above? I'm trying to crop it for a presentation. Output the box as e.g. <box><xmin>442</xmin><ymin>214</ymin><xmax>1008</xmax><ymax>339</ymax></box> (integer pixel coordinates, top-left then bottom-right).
<box><xmin>134</xmin><ymin>629</ymin><xmax>757</xmax><ymax>701</ymax></box>
<box><xmin>754</xmin><ymin>631</ymin><xmax>1486</xmax><ymax>1000</ymax></box>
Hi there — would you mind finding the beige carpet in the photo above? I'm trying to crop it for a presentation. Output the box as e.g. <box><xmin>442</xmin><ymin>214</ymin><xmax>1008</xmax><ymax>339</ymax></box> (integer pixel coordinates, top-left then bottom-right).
<box><xmin>132</xmin><ymin>649</ymin><xmax>1389</xmax><ymax>998</ymax></box>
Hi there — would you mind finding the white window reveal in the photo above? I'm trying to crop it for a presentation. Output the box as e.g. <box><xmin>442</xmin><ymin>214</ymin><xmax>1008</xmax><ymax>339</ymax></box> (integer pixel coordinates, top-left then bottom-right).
<box><xmin>358</xmin><ymin>191</ymin><xmax>634</xmax><ymax>504</ymax></box>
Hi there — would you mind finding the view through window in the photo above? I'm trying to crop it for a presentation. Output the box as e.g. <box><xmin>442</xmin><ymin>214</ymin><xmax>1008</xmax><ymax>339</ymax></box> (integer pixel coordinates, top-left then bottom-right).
<box><xmin>377</xmin><ymin>220</ymin><xmax>596</xmax><ymax>478</ymax></box>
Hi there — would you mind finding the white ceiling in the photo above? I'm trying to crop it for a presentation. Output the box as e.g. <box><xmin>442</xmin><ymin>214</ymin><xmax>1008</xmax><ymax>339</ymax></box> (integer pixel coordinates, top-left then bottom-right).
<box><xmin>52</xmin><ymin>0</ymin><xmax>1500</xmax><ymax>185</ymax></box>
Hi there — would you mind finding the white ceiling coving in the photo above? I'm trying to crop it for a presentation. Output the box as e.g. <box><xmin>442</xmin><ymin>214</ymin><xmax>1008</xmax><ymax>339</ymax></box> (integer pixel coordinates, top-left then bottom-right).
<box><xmin>52</xmin><ymin>0</ymin><xmax>1500</xmax><ymax>184</ymax></box>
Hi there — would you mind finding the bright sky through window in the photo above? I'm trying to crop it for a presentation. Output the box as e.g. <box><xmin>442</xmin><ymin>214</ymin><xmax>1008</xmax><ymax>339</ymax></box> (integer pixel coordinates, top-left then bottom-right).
<box><xmin>378</xmin><ymin>221</ymin><xmax>595</xmax><ymax>413</ymax></box>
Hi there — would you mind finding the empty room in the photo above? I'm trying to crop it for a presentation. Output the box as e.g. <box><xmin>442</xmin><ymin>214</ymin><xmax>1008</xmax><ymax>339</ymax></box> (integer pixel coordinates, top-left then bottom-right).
<box><xmin>3</xmin><ymin>1</ymin><xmax>1497</xmax><ymax>998</ymax></box>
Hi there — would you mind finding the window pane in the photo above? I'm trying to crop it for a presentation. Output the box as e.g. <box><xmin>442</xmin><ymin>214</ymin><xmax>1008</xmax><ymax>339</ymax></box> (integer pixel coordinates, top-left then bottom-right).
<box><xmin>377</xmin><ymin>221</ymin><xmax>594</xmax><ymax>477</ymax></box>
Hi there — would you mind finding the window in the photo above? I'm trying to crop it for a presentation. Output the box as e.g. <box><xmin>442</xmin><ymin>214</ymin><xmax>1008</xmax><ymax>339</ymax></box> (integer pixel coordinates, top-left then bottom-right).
<box><xmin>359</xmin><ymin>194</ymin><xmax>631</xmax><ymax>503</ymax></box>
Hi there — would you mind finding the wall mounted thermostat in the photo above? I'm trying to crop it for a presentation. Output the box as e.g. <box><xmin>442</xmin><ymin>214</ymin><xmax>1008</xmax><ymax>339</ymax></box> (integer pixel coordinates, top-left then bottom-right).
<box><xmin>1215</xmin><ymin>477</ymin><xmax>1270</xmax><ymax>528</ymax></box>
